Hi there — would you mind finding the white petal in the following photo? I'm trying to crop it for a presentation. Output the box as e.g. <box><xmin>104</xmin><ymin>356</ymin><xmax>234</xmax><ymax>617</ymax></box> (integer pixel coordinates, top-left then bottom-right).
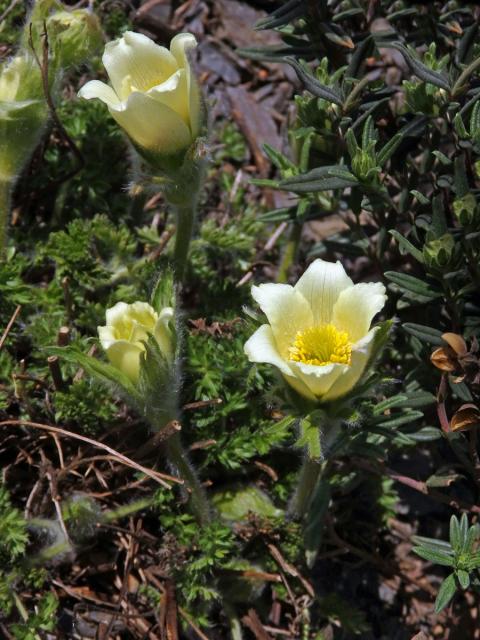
<box><xmin>128</xmin><ymin>302</ymin><xmax>157</xmax><ymax>327</ymax></box>
<box><xmin>353</xmin><ymin>326</ymin><xmax>378</xmax><ymax>351</ymax></box>
<box><xmin>105</xmin><ymin>301</ymin><xmax>129</xmax><ymax>327</ymax></box>
<box><xmin>288</xmin><ymin>360</ymin><xmax>346</xmax><ymax>399</ymax></box>
<box><xmin>98</xmin><ymin>325</ymin><xmax>115</xmax><ymax>349</ymax></box>
<box><xmin>332</xmin><ymin>282</ymin><xmax>386</xmax><ymax>342</ymax></box>
<box><xmin>105</xmin><ymin>341</ymin><xmax>144</xmax><ymax>383</ymax></box>
<box><xmin>251</xmin><ymin>283</ymin><xmax>313</xmax><ymax>357</ymax></box>
<box><xmin>103</xmin><ymin>31</ymin><xmax>177</xmax><ymax>100</ymax></box>
<box><xmin>244</xmin><ymin>324</ymin><xmax>294</xmax><ymax>377</ymax></box>
<box><xmin>169</xmin><ymin>33</ymin><xmax>201</xmax><ymax>138</ymax></box>
<box><xmin>148</xmin><ymin>69</ymin><xmax>189</xmax><ymax>126</ymax></box>
<box><xmin>187</xmin><ymin>65</ymin><xmax>201</xmax><ymax>138</ymax></box>
<box><xmin>294</xmin><ymin>259</ymin><xmax>353</xmax><ymax>325</ymax></box>
<box><xmin>169</xmin><ymin>33</ymin><xmax>197</xmax><ymax>68</ymax></box>
<box><xmin>78</xmin><ymin>79</ymin><xmax>120</xmax><ymax>106</ymax></box>
<box><xmin>154</xmin><ymin>307</ymin><xmax>174</xmax><ymax>360</ymax></box>
<box><xmin>109</xmin><ymin>91</ymin><xmax>192</xmax><ymax>153</ymax></box>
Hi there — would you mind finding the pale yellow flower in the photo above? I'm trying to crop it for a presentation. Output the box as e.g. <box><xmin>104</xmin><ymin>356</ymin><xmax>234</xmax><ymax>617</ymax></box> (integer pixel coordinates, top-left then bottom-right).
<box><xmin>244</xmin><ymin>259</ymin><xmax>387</xmax><ymax>402</ymax></box>
<box><xmin>78</xmin><ymin>31</ymin><xmax>201</xmax><ymax>155</ymax></box>
<box><xmin>98</xmin><ymin>301</ymin><xmax>174</xmax><ymax>383</ymax></box>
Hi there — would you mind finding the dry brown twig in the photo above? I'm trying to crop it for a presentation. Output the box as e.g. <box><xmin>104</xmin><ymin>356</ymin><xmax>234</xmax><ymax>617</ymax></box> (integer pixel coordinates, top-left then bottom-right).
<box><xmin>0</xmin><ymin>305</ymin><xmax>21</xmax><ymax>350</ymax></box>
<box><xmin>28</xmin><ymin>22</ymin><xmax>84</xmax><ymax>183</ymax></box>
<box><xmin>0</xmin><ymin>420</ymin><xmax>181</xmax><ymax>488</ymax></box>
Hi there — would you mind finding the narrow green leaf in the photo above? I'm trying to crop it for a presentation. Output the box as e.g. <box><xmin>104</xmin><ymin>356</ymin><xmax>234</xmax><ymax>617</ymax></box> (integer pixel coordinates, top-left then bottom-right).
<box><xmin>385</xmin><ymin>271</ymin><xmax>442</xmax><ymax>300</ymax></box>
<box><xmin>389</xmin><ymin>229</ymin><xmax>424</xmax><ymax>262</ymax></box>
<box><xmin>381</xmin><ymin>42</ymin><xmax>450</xmax><ymax>90</ymax></box>
<box><xmin>332</xmin><ymin>7</ymin><xmax>364</xmax><ymax>22</ymax></box>
<box><xmin>456</xmin><ymin>22</ymin><xmax>479</xmax><ymax>65</ymax></box>
<box><xmin>361</xmin><ymin>115</ymin><xmax>376</xmax><ymax>150</ymax></box>
<box><xmin>377</xmin><ymin>133</ymin><xmax>402</xmax><ymax>166</ymax></box>
<box><xmin>456</xmin><ymin>569</ymin><xmax>470</xmax><ymax>590</ymax></box>
<box><xmin>394</xmin><ymin>391</ymin><xmax>436</xmax><ymax>408</ymax></box>
<box><xmin>285</xmin><ymin>57</ymin><xmax>343</xmax><ymax>106</ymax></box>
<box><xmin>408</xmin><ymin>427</ymin><xmax>442</xmax><ymax>442</ymax></box>
<box><xmin>449</xmin><ymin>515</ymin><xmax>462</xmax><ymax>549</ymax></box>
<box><xmin>280</xmin><ymin>166</ymin><xmax>358</xmax><ymax>193</ymax></box>
<box><xmin>47</xmin><ymin>346</ymin><xmax>141</xmax><ymax>403</ymax></box>
<box><xmin>346</xmin><ymin>35</ymin><xmax>374</xmax><ymax>79</ymax></box>
<box><xmin>410</xmin><ymin>190</ymin><xmax>430</xmax><ymax>205</ymax></box>
<box><xmin>435</xmin><ymin>574</ymin><xmax>457</xmax><ymax>613</ymax></box>
<box><xmin>413</xmin><ymin>546</ymin><xmax>455</xmax><ymax>567</ymax></box>
<box><xmin>412</xmin><ymin>536</ymin><xmax>453</xmax><ymax>553</ymax></box>
<box><xmin>255</xmin><ymin>0</ymin><xmax>305</xmax><ymax>30</ymax></box>
<box><xmin>259</xmin><ymin>206</ymin><xmax>296</xmax><ymax>222</ymax></box>
<box><xmin>263</xmin><ymin>143</ymin><xmax>296</xmax><ymax>172</ymax></box>
<box><xmin>464</xmin><ymin>524</ymin><xmax>480</xmax><ymax>554</ymax></box>
<box><xmin>373</xmin><ymin>395</ymin><xmax>408</xmax><ymax>415</ymax></box>
<box><xmin>374</xmin><ymin>411</ymin><xmax>424</xmax><ymax>428</ymax></box>
<box><xmin>403</xmin><ymin>323</ymin><xmax>445</xmax><ymax>345</ymax></box>
<box><xmin>459</xmin><ymin>513</ymin><xmax>469</xmax><ymax>547</ymax></box>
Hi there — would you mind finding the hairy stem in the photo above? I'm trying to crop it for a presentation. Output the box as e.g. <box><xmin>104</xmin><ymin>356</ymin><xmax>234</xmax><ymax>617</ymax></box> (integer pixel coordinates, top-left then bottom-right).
<box><xmin>173</xmin><ymin>200</ymin><xmax>196</xmax><ymax>282</ymax></box>
<box><xmin>0</xmin><ymin>177</ymin><xmax>13</xmax><ymax>252</ymax></box>
<box><xmin>277</xmin><ymin>222</ymin><xmax>302</xmax><ymax>283</ymax></box>
<box><xmin>166</xmin><ymin>431</ymin><xmax>211</xmax><ymax>526</ymax></box>
<box><xmin>289</xmin><ymin>421</ymin><xmax>340</xmax><ymax>519</ymax></box>
<box><xmin>290</xmin><ymin>457</ymin><xmax>324</xmax><ymax>519</ymax></box>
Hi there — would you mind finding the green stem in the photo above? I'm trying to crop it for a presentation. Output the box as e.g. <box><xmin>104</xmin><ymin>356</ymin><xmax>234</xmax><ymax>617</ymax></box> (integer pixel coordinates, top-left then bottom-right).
<box><xmin>103</xmin><ymin>496</ymin><xmax>155</xmax><ymax>522</ymax></box>
<box><xmin>173</xmin><ymin>200</ymin><xmax>197</xmax><ymax>283</ymax></box>
<box><xmin>0</xmin><ymin>177</ymin><xmax>12</xmax><ymax>253</ymax></box>
<box><xmin>289</xmin><ymin>421</ymin><xmax>340</xmax><ymax>520</ymax></box>
<box><xmin>166</xmin><ymin>432</ymin><xmax>211</xmax><ymax>526</ymax></box>
<box><xmin>290</xmin><ymin>457</ymin><xmax>324</xmax><ymax>520</ymax></box>
<box><xmin>277</xmin><ymin>222</ymin><xmax>302</xmax><ymax>283</ymax></box>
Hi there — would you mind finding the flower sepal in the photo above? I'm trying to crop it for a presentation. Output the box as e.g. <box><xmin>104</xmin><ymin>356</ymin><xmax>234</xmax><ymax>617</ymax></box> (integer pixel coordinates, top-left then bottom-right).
<box><xmin>139</xmin><ymin>135</ymin><xmax>208</xmax><ymax>204</ymax></box>
<box><xmin>137</xmin><ymin>333</ymin><xmax>179</xmax><ymax>429</ymax></box>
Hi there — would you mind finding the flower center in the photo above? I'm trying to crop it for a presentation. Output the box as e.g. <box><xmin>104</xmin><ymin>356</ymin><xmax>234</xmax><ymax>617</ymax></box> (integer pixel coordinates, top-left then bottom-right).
<box><xmin>289</xmin><ymin>324</ymin><xmax>352</xmax><ymax>366</ymax></box>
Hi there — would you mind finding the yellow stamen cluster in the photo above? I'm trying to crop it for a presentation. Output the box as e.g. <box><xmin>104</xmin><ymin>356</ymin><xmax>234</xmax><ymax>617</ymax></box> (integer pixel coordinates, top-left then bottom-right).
<box><xmin>289</xmin><ymin>324</ymin><xmax>352</xmax><ymax>367</ymax></box>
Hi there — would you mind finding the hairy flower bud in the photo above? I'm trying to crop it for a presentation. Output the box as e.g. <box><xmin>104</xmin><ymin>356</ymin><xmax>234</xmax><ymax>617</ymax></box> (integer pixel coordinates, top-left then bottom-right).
<box><xmin>46</xmin><ymin>9</ymin><xmax>104</xmax><ymax>68</ymax></box>
<box><xmin>0</xmin><ymin>54</ymin><xmax>46</xmax><ymax>178</ymax></box>
<box><xmin>98</xmin><ymin>301</ymin><xmax>174</xmax><ymax>383</ymax></box>
<box><xmin>78</xmin><ymin>31</ymin><xmax>202</xmax><ymax>162</ymax></box>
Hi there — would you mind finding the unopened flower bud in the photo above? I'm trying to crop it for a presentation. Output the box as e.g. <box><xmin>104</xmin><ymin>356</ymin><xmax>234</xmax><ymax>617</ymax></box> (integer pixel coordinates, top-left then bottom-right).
<box><xmin>46</xmin><ymin>9</ymin><xmax>104</xmax><ymax>69</ymax></box>
<box><xmin>453</xmin><ymin>193</ymin><xmax>479</xmax><ymax>228</ymax></box>
<box><xmin>423</xmin><ymin>233</ymin><xmax>455</xmax><ymax>270</ymax></box>
<box><xmin>98</xmin><ymin>301</ymin><xmax>174</xmax><ymax>383</ymax></box>
<box><xmin>0</xmin><ymin>54</ymin><xmax>46</xmax><ymax>178</ymax></box>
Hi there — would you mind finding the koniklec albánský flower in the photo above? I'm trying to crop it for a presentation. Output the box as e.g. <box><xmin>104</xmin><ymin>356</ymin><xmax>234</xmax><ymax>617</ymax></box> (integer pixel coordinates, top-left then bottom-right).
<box><xmin>244</xmin><ymin>259</ymin><xmax>387</xmax><ymax>403</ymax></box>
<box><xmin>98</xmin><ymin>301</ymin><xmax>174</xmax><ymax>384</ymax></box>
<box><xmin>78</xmin><ymin>31</ymin><xmax>201</xmax><ymax>156</ymax></box>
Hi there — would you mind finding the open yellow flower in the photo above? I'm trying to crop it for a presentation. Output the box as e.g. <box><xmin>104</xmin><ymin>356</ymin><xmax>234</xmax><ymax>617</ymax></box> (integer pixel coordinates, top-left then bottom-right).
<box><xmin>244</xmin><ymin>259</ymin><xmax>387</xmax><ymax>402</ymax></box>
<box><xmin>98</xmin><ymin>301</ymin><xmax>174</xmax><ymax>383</ymax></box>
<box><xmin>78</xmin><ymin>31</ymin><xmax>201</xmax><ymax>155</ymax></box>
